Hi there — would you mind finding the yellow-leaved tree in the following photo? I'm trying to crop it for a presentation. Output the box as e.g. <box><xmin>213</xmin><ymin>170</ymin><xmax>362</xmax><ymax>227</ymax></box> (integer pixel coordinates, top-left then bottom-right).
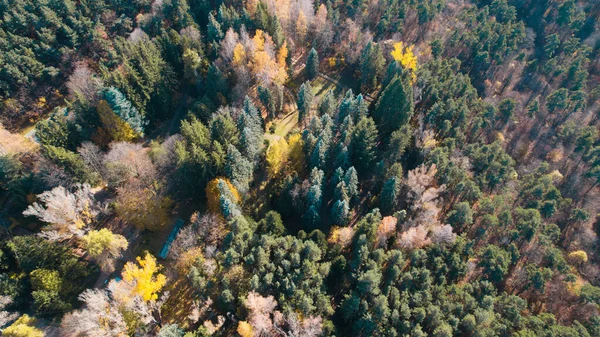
<box><xmin>205</xmin><ymin>177</ymin><xmax>240</xmax><ymax>215</ymax></box>
<box><xmin>233</xmin><ymin>43</ymin><xmax>246</xmax><ymax>66</ymax></box>
<box><xmin>391</xmin><ymin>42</ymin><xmax>417</xmax><ymax>83</ymax></box>
<box><xmin>266</xmin><ymin>137</ymin><xmax>289</xmax><ymax>177</ymax></box>
<box><xmin>287</xmin><ymin>133</ymin><xmax>305</xmax><ymax>174</ymax></box>
<box><xmin>82</xmin><ymin>228</ymin><xmax>129</xmax><ymax>272</ymax></box>
<box><xmin>2</xmin><ymin>314</ymin><xmax>44</xmax><ymax>337</ymax></box>
<box><xmin>122</xmin><ymin>253</ymin><xmax>166</xmax><ymax>301</ymax></box>
<box><xmin>237</xmin><ymin>321</ymin><xmax>254</xmax><ymax>337</ymax></box>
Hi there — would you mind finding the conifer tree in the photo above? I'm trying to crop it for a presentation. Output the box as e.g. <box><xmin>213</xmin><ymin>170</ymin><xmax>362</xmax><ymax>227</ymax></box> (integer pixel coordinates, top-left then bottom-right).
<box><xmin>350</xmin><ymin>117</ymin><xmax>378</xmax><ymax>176</ymax></box>
<box><xmin>306</xmin><ymin>48</ymin><xmax>319</xmax><ymax>80</ymax></box>
<box><xmin>103</xmin><ymin>87</ymin><xmax>146</xmax><ymax>136</ymax></box>
<box><xmin>331</xmin><ymin>199</ymin><xmax>349</xmax><ymax>225</ymax></box>
<box><xmin>373</xmin><ymin>75</ymin><xmax>414</xmax><ymax>137</ymax></box>
<box><xmin>297</xmin><ymin>82</ymin><xmax>314</xmax><ymax>124</ymax></box>
<box><xmin>225</xmin><ymin>144</ymin><xmax>254</xmax><ymax>193</ymax></box>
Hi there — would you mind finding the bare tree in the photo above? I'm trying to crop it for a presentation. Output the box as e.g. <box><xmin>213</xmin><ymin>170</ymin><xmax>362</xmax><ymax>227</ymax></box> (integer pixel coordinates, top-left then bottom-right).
<box><xmin>0</xmin><ymin>295</ymin><xmax>18</xmax><ymax>328</ymax></box>
<box><xmin>104</xmin><ymin>142</ymin><xmax>157</xmax><ymax>187</ymax></box>
<box><xmin>66</xmin><ymin>63</ymin><xmax>103</xmax><ymax>102</ymax></box>
<box><xmin>23</xmin><ymin>184</ymin><xmax>100</xmax><ymax>241</ymax></box>
<box><xmin>78</xmin><ymin>142</ymin><xmax>104</xmax><ymax>176</ymax></box>
<box><xmin>59</xmin><ymin>289</ymin><xmax>127</xmax><ymax>337</ymax></box>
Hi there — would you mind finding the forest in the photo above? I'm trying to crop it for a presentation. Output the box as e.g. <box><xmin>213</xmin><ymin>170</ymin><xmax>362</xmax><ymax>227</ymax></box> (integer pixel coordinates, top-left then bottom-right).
<box><xmin>1</xmin><ymin>0</ymin><xmax>600</xmax><ymax>335</ymax></box>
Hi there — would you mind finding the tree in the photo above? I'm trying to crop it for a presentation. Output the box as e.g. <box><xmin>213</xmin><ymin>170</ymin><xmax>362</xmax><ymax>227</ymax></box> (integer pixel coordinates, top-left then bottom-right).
<box><xmin>319</xmin><ymin>90</ymin><xmax>335</xmax><ymax>116</ymax></box>
<box><xmin>114</xmin><ymin>180</ymin><xmax>172</xmax><ymax>231</ymax></box>
<box><xmin>266</xmin><ymin>138</ymin><xmax>289</xmax><ymax>177</ymax></box>
<box><xmin>380</xmin><ymin>177</ymin><xmax>399</xmax><ymax>214</ymax></box>
<box><xmin>390</xmin><ymin>42</ymin><xmax>417</xmax><ymax>82</ymax></box>
<box><xmin>446</xmin><ymin>202</ymin><xmax>474</xmax><ymax>229</ymax></box>
<box><xmin>207</xmin><ymin>13</ymin><xmax>224</xmax><ymax>42</ymax></box>
<box><xmin>94</xmin><ymin>100</ymin><xmax>137</xmax><ymax>144</ymax></box>
<box><xmin>205</xmin><ymin>177</ymin><xmax>240</xmax><ymax>217</ymax></box>
<box><xmin>158</xmin><ymin>324</ymin><xmax>185</xmax><ymax>337</ymax></box>
<box><xmin>60</xmin><ymin>289</ymin><xmax>127</xmax><ymax>337</ymax></box>
<box><xmin>23</xmin><ymin>184</ymin><xmax>99</xmax><ymax>241</ymax></box>
<box><xmin>225</xmin><ymin>144</ymin><xmax>254</xmax><ymax>193</ymax></box>
<box><xmin>30</xmin><ymin>269</ymin><xmax>70</xmax><ymax>315</ymax></box>
<box><xmin>306</xmin><ymin>48</ymin><xmax>319</xmax><ymax>79</ymax></box>
<box><xmin>297</xmin><ymin>82</ymin><xmax>314</xmax><ymax>124</ymax></box>
<box><xmin>35</xmin><ymin>112</ymin><xmax>72</xmax><ymax>149</ymax></box>
<box><xmin>351</xmin><ymin>117</ymin><xmax>378</xmax><ymax>176</ymax></box>
<box><xmin>360</xmin><ymin>42</ymin><xmax>385</xmax><ymax>91</ymax></box>
<box><xmin>372</xmin><ymin>75</ymin><xmax>413</xmax><ymax>137</ymax></box>
<box><xmin>478</xmin><ymin>245</ymin><xmax>511</xmax><ymax>285</ymax></box>
<box><xmin>82</xmin><ymin>229</ymin><xmax>128</xmax><ymax>272</ymax></box>
<box><xmin>103</xmin><ymin>87</ymin><xmax>147</xmax><ymax>136</ymax></box>
<box><xmin>331</xmin><ymin>199</ymin><xmax>350</xmax><ymax>225</ymax></box>
<box><xmin>43</xmin><ymin>145</ymin><xmax>98</xmax><ymax>184</ymax></box>
<box><xmin>2</xmin><ymin>315</ymin><xmax>44</xmax><ymax>337</ymax></box>
<box><xmin>122</xmin><ymin>253</ymin><xmax>167</xmax><ymax>302</ymax></box>
<box><xmin>258</xmin><ymin>85</ymin><xmax>276</xmax><ymax>120</ymax></box>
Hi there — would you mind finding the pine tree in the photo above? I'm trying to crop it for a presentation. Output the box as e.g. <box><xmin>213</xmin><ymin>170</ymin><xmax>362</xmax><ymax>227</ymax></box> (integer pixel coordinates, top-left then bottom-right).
<box><xmin>373</xmin><ymin>75</ymin><xmax>414</xmax><ymax>137</ymax></box>
<box><xmin>351</xmin><ymin>117</ymin><xmax>378</xmax><ymax>176</ymax></box>
<box><xmin>344</xmin><ymin>167</ymin><xmax>359</xmax><ymax>200</ymax></box>
<box><xmin>380</xmin><ymin>177</ymin><xmax>399</xmax><ymax>214</ymax></box>
<box><xmin>238</xmin><ymin>97</ymin><xmax>264</xmax><ymax>160</ymax></box>
<box><xmin>225</xmin><ymin>144</ymin><xmax>254</xmax><ymax>193</ymax></box>
<box><xmin>207</xmin><ymin>13</ymin><xmax>224</xmax><ymax>42</ymax></box>
<box><xmin>103</xmin><ymin>87</ymin><xmax>146</xmax><ymax>136</ymax></box>
<box><xmin>319</xmin><ymin>90</ymin><xmax>335</xmax><ymax>116</ymax></box>
<box><xmin>297</xmin><ymin>82</ymin><xmax>314</xmax><ymax>124</ymax></box>
<box><xmin>331</xmin><ymin>199</ymin><xmax>349</xmax><ymax>225</ymax></box>
<box><xmin>310</xmin><ymin>138</ymin><xmax>328</xmax><ymax>170</ymax></box>
<box><xmin>359</xmin><ymin>42</ymin><xmax>385</xmax><ymax>91</ymax></box>
<box><xmin>258</xmin><ymin>85</ymin><xmax>276</xmax><ymax>120</ymax></box>
<box><xmin>306</xmin><ymin>48</ymin><xmax>319</xmax><ymax>80</ymax></box>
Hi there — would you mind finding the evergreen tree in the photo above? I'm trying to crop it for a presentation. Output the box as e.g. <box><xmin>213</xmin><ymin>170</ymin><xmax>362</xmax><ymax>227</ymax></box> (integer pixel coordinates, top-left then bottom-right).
<box><xmin>297</xmin><ymin>82</ymin><xmax>314</xmax><ymax>124</ymax></box>
<box><xmin>306</xmin><ymin>48</ymin><xmax>319</xmax><ymax>80</ymax></box>
<box><xmin>225</xmin><ymin>144</ymin><xmax>254</xmax><ymax>193</ymax></box>
<box><xmin>258</xmin><ymin>85</ymin><xmax>276</xmax><ymax>120</ymax></box>
<box><xmin>373</xmin><ymin>75</ymin><xmax>414</xmax><ymax>136</ymax></box>
<box><xmin>351</xmin><ymin>117</ymin><xmax>378</xmax><ymax>176</ymax></box>
<box><xmin>359</xmin><ymin>42</ymin><xmax>385</xmax><ymax>91</ymax></box>
<box><xmin>207</xmin><ymin>13</ymin><xmax>224</xmax><ymax>42</ymax></box>
<box><xmin>331</xmin><ymin>199</ymin><xmax>349</xmax><ymax>225</ymax></box>
<box><xmin>319</xmin><ymin>89</ymin><xmax>336</xmax><ymax>116</ymax></box>
<box><xmin>103</xmin><ymin>87</ymin><xmax>147</xmax><ymax>136</ymax></box>
<box><xmin>380</xmin><ymin>177</ymin><xmax>399</xmax><ymax>214</ymax></box>
<box><xmin>344</xmin><ymin>166</ymin><xmax>359</xmax><ymax>200</ymax></box>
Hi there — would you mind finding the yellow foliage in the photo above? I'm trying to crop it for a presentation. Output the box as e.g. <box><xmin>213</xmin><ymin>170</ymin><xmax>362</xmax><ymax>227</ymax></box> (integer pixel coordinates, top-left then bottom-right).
<box><xmin>569</xmin><ymin>250</ymin><xmax>588</xmax><ymax>264</ymax></box>
<box><xmin>35</xmin><ymin>97</ymin><xmax>47</xmax><ymax>109</ymax></box>
<box><xmin>287</xmin><ymin>133</ymin><xmax>305</xmax><ymax>174</ymax></box>
<box><xmin>237</xmin><ymin>321</ymin><xmax>254</xmax><ymax>337</ymax></box>
<box><xmin>391</xmin><ymin>42</ymin><xmax>417</xmax><ymax>83</ymax></box>
<box><xmin>2</xmin><ymin>314</ymin><xmax>44</xmax><ymax>337</ymax></box>
<box><xmin>122</xmin><ymin>253</ymin><xmax>167</xmax><ymax>301</ymax></box>
<box><xmin>328</xmin><ymin>226</ymin><xmax>354</xmax><ymax>248</ymax></box>
<box><xmin>233</xmin><ymin>43</ymin><xmax>246</xmax><ymax>66</ymax></box>
<box><xmin>328</xmin><ymin>57</ymin><xmax>337</xmax><ymax>67</ymax></box>
<box><xmin>175</xmin><ymin>247</ymin><xmax>204</xmax><ymax>274</ymax></box>
<box><xmin>266</xmin><ymin>138</ymin><xmax>289</xmax><ymax>177</ymax></box>
<box><xmin>295</xmin><ymin>12</ymin><xmax>307</xmax><ymax>42</ymax></box>
<box><xmin>205</xmin><ymin>177</ymin><xmax>240</xmax><ymax>214</ymax></box>
<box><xmin>82</xmin><ymin>228</ymin><xmax>128</xmax><ymax>257</ymax></box>
<box><xmin>253</xmin><ymin>30</ymin><xmax>266</xmax><ymax>51</ymax></box>
<box><xmin>95</xmin><ymin>100</ymin><xmax>137</xmax><ymax>144</ymax></box>
<box><xmin>277</xmin><ymin>42</ymin><xmax>288</xmax><ymax>67</ymax></box>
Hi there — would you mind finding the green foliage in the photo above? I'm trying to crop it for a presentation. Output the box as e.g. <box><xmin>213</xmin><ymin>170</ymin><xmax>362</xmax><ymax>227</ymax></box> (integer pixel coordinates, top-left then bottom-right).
<box><xmin>43</xmin><ymin>145</ymin><xmax>98</xmax><ymax>184</ymax></box>
<box><xmin>373</xmin><ymin>75</ymin><xmax>413</xmax><ymax>137</ymax></box>
<box><xmin>306</xmin><ymin>48</ymin><xmax>319</xmax><ymax>80</ymax></box>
